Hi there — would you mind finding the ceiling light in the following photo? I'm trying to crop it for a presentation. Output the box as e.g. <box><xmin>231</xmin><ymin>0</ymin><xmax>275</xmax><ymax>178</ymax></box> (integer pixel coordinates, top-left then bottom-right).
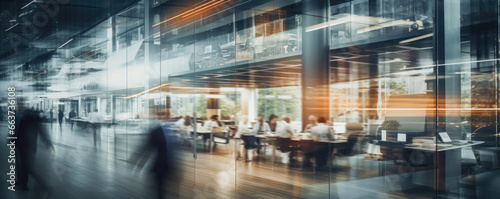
<box><xmin>399</xmin><ymin>33</ymin><xmax>433</xmax><ymax>44</ymax></box>
<box><xmin>4</xmin><ymin>23</ymin><xmax>18</xmax><ymax>32</ymax></box>
<box><xmin>21</xmin><ymin>1</ymin><xmax>36</xmax><ymax>10</ymax></box>
<box><xmin>58</xmin><ymin>38</ymin><xmax>73</xmax><ymax>49</ymax></box>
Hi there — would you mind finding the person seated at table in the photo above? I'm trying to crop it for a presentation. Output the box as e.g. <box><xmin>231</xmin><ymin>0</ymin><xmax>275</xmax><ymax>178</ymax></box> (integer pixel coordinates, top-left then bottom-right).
<box><xmin>202</xmin><ymin>115</ymin><xmax>222</xmax><ymax>146</ymax></box>
<box><xmin>267</xmin><ymin>114</ymin><xmax>279</xmax><ymax>132</ymax></box>
<box><xmin>276</xmin><ymin>116</ymin><xmax>293</xmax><ymax>138</ymax></box>
<box><xmin>234</xmin><ymin>115</ymin><xmax>251</xmax><ymax>138</ymax></box>
<box><xmin>175</xmin><ymin>115</ymin><xmax>185</xmax><ymax>128</ymax></box>
<box><xmin>176</xmin><ymin>115</ymin><xmax>192</xmax><ymax>135</ymax></box>
<box><xmin>252</xmin><ymin>115</ymin><xmax>270</xmax><ymax>154</ymax></box>
<box><xmin>304</xmin><ymin>115</ymin><xmax>318</xmax><ymax>132</ymax></box>
<box><xmin>252</xmin><ymin>115</ymin><xmax>271</xmax><ymax>135</ymax></box>
<box><xmin>204</xmin><ymin>115</ymin><xmax>223</xmax><ymax>129</ymax></box>
<box><xmin>310</xmin><ymin>116</ymin><xmax>334</xmax><ymax>169</ymax></box>
<box><xmin>235</xmin><ymin>116</ymin><xmax>258</xmax><ymax>160</ymax></box>
<box><xmin>310</xmin><ymin>117</ymin><xmax>335</xmax><ymax>141</ymax></box>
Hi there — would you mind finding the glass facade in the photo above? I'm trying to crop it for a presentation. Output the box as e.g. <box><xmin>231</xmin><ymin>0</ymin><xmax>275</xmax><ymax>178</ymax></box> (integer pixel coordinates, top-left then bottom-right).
<box><xmin>1</xmin><ymin>0</ymin><xmax>500</xmax><ymax>198</ymax></box>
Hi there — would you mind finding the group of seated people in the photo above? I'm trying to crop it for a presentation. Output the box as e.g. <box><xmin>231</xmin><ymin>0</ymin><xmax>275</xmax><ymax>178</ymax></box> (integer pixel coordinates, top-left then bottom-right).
<box><xmin>171</xmin><ymin>113</ymin><xmax>337</xmax><ymax>168</ymax></box>
<box><xmin>232</xmin><ymin>114</ymin><xmax>336</xmax><ymax>167</ymax></box>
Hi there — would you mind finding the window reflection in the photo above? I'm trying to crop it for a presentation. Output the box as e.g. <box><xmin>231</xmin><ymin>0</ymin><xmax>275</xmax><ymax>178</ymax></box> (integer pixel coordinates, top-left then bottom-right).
<box><xmin>2</xmin><ymin>0</ymin><xmax>500</xmax><ymax>198</ymax></box>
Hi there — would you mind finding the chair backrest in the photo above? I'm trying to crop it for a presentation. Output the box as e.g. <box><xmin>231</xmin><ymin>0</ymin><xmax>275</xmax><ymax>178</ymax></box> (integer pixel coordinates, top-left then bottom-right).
<box><xmin>339</xmin><ymin>135</ymin><xmax>359</xmax><ymax>155</ymax></box>
<box><xmin>211</xmin><ymin>127</ymin><xmax>226</xmax><ymax>133</ymax></box>
<box><xmin>275</xmin><ymin>137</ymin><xmax>291</xmax><ymax>152</ymax></box>
<box><xmin>300</xmin><ymin>140</ymin><xmax>316</xmax><ymax>154</ymax></box>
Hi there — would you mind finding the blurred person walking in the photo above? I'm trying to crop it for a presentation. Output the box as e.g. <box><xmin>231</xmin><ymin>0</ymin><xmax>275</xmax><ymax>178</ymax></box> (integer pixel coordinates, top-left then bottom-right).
<box><xmin>58</xmin><ymin>109</ymin><xmax>64</xmax><ymax>128</ymax></box>
<box><xmin>68</xmin><ymin>109</ymin><xmax>76</xmax><ymax>130</ymax></box>
<box><xmin>16</xmin><ymin>99</ymin><xmax>55</xmax><ymax>198</ymax></box>
<box><xmin>132</xmin><ymin>114</ymin><xmax>182</xmax><ymax>199</ymax></box>
<box><xmin>87</xmin><ymin>109</ymin><xmax>103</xmax><ymax>147</ymax></box>
<box><xmin>49</xmin><ymin>109</ymin><xmax>54</xmax><ymax>126</ymax></box>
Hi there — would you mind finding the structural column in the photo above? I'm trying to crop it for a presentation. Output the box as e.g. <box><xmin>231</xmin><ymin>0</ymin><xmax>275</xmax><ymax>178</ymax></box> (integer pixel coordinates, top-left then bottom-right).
<box><xmin>434</xmin><ymin>0</ymin><xmax>462</xmax><ymax>195</ymax></box>
<box><xmin>241</xmin><ymin>88</ymin><xmax>257</xmax><ymax>121</ymax></box>
<box><xmin>301</xmin><ymin>0</ymin><xmax>330</xmax><ymax>128</ymax></box>
<box><xmin>165</xmin><ymin>95</ymin><xmax>171</xmax><ymax>119</ymax></box>
<box><xmin>206</xmin><ymin>92</ymin><xmax>220</xmax><ymax>119</ymax></box>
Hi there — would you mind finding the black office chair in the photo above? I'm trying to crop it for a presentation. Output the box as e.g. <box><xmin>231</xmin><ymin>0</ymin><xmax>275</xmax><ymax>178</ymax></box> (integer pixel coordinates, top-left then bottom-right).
<box><xmin>300</xmin><ymin>140</ymin><xmax>317</xmax><ymax>172</ymax></box>
<box><xmin>338</xmin><ymin>135</ymin><xmax>358</xmax><ymax>156</ymax></box>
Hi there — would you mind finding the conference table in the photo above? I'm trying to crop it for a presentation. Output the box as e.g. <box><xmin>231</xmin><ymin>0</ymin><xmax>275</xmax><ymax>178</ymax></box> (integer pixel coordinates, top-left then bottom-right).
<box><xmin>256</xmin><ymin>134</ymin><xmax>348</xmax><ymax>165</ymax></box>
<box><xmin>70</xmin><ymin>118</ymin><xmax>114</xmax><ymax>130</ymax></box>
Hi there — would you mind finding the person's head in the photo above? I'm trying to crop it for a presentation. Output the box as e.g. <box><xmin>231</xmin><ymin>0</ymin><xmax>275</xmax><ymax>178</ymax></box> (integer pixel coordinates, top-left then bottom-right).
<box><xmin>210</xmin><ymin>115</ymin><xmax>219</xmax><ymax>121</ymax></box>
<box><xmin>184</xmin><ymin>115</ymin><xmax>192</xmax><ymax>126</ymax></box>
<box><xmin>317</xmin><ymin>117</ymin><xmax>327</xmax><ymax>124</ymax></box>
<box><xmin>308</xmin><ymin>115</ymin><xmax>317</xmax><ymax>124</ymax></box>
<box><xmin>269</xmin><ymin>114</ymin><xmax>278</xmax><ymax>123</ymax></box>
<box><xmin>257</xmin><ymin>115</ymin><xmax>264</xmax><ymax>123</ymax></box>
<box><xmin>281</xmin><ymin>116</ymin><xmax>291</xmax><ymax>124</ymax></box>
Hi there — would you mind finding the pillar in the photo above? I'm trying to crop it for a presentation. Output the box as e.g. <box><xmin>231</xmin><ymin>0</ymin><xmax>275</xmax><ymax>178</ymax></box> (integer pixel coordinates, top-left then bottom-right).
<box><xmin>241</xmin><ymin>88</ymin><xmax>257</xmax><ymax>121</ymax></box>
<box><xmin>111</xmin><ymin>95</ymin><xmax>116</xmax><ymax>123</ymax></box>
<box><xmin>301</xmin><ymin>0</ymin><xmax>330</xmax><ymax>129</ymax></box>
<box><xmin>206</xmin><ymin>93</ymin><xmax>220</xmax><ymax>119</ymax></box>
<box><xmin>434</xmin><ymin>0</ymin><xmax>462</xmax><ymax>139</ymax></box>
<box><xmin>165</xmin><ymin>95</ymin><xmax>171</xmax><ymax>119</ymax></box>
<box><xmin>434</xmin><ymin>0</ymin><xmax>462</xmax><ymax>194</ymax></box>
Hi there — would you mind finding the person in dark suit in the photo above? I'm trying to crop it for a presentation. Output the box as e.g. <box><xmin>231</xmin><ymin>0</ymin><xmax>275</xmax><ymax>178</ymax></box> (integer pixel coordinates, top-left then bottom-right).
<box><xmin>49</xmin><ymin>109</ymin><xmax>54</xmax><ymax>125</ymax></box>
<box><xmin>57</xmin><ymin>109</ymin><xmax>64</xmax><ymax>128</ymax></box>
<box><xmin>132</xmin><ymin>123</ymin><xmax>181</xmax><ymax>199</ymax></box>
<box><xmin>16</xmin><ymin>99</ymin><xmax>55</xmax><ymax>197</ymax></box>
<box><xmin>68</xmin><ymin>109</ymin><xmax>76</xmax><ymax>130</ymax></box>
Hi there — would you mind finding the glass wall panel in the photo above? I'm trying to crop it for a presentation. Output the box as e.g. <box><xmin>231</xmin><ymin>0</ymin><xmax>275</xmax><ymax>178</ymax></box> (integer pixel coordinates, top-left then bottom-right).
<box><xmin>3</xmin><ymin>0</ymin><xmax>500</xmax><ymax>198</ymax></box>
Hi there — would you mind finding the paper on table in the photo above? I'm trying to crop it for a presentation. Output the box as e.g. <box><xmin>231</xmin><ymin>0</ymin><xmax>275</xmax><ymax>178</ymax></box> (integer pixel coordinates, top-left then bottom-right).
<box><xmin>397</xmin><ymin>133</ymin><xmax>406</xmax><ymax>142</ymax></box>
<box><xmin>381</xmin><ymin>130</ymin><xmax>387</xmax><ymax>141</ymax></box>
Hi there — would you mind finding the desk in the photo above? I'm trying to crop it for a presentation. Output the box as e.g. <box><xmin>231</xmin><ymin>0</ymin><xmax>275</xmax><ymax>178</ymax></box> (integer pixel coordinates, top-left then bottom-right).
<box><xmin>71</xmin><ymin>118</ymin><xmax>113</xmax><ymax>129</ymax></box>
<box><xmin>405</xmin><ymin>141</ymin><xmax>484</xmax><ymax>194</ymax></box>
<box><xmin>71</xmin><ymin>118</ymin><xmax>90</xmax><ymax>129</ymax></box>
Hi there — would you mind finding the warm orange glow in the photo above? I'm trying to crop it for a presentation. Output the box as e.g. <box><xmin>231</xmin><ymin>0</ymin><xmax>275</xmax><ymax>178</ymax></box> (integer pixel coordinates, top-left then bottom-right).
<box><xmin>178</xmin><ymin>0</ymin><xmax>217</xmax><ymax>18</ymax></box>
<box><xmin>181</xmin><ymin>0</ymin><xmax>227</xmax><ymax>19</ymax></box>
<box><xmin>152</xmin><ymin>0</ymin><xmax>228</xmax><ymax>27</ymax></box>
<box><xmin>120</xmin><ymin>84</ymin><xmax>169</xmax><ymax>99</ymax></box>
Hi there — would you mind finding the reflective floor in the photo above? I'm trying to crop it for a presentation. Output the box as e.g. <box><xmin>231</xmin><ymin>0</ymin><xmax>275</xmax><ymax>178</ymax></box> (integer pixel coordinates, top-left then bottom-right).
<box><xmin>0</xmin><ymin>122</ymin><xmax>453</xmax><ymax>199</ymax></box>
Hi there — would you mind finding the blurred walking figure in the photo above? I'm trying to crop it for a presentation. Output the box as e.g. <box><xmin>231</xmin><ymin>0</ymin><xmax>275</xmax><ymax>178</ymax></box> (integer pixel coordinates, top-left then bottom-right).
<box><xmin>132</xmin><ymin>111</ymin><xmax>181</xmax><ymax>199</ymax></box>
<box><xmin>87</xmin><ymin>109</ymin><xmax>103</xmax><ymax>147</ymax></box>
<box><xmin>69</xmin><ymin>109</ymin><xmax>77</xmax><ymax>130</ymax></box>
<box><xmin>16</xmin><ymin>99</ymin><xmax>55</xmax><ymax>198</ymax></box>
<box><xmin>58</xmin><ymin>109</ymin><xmax>64</xmax><ymax>128</ymax></box>
<box><xmin>49</xmin><ymin>109</ymin><xmax>54</xmax><ymax>125</ymax></box>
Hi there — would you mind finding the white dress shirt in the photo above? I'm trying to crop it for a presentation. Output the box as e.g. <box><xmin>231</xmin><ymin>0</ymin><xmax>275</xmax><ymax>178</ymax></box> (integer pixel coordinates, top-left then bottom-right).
<box><xmin>203</xmin><ymin>120</ymin><xmax>220</xmax><ymax>131</ymax></box>
<box><xmin>234</xmin><ymin>123</ymin><xmax>252</xmax><ymax>138</ymax></box>
<box><xmin>310</xmin><ymin>123</ymin><xmax>334</xmax><ymax>141</ymax></box>
<box><xmin>276</xmin><ymin>122</ymin><xmax>293</xmax><ymax>138</ymax></box>
<box><xmin>87</xmin><ymin>112</ymin><xmax>103</xmax><ymax>123</ymax></box>
<box><xmin>175</xmin><ymin>118</ymin><xmax>185</xmax><ymax>128</ymax></box>
<box><xmin>252</xmin><ymin>122</ymin><xmax>271</xmax><ymax>135</ymax></box>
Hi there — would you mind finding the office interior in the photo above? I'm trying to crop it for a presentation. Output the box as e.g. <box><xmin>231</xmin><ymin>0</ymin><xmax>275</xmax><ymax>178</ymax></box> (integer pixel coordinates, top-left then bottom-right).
<box><xmin>1</xmin><ymin>0</ymin><xmax>500</xmax><ymax>198</ymax></box>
